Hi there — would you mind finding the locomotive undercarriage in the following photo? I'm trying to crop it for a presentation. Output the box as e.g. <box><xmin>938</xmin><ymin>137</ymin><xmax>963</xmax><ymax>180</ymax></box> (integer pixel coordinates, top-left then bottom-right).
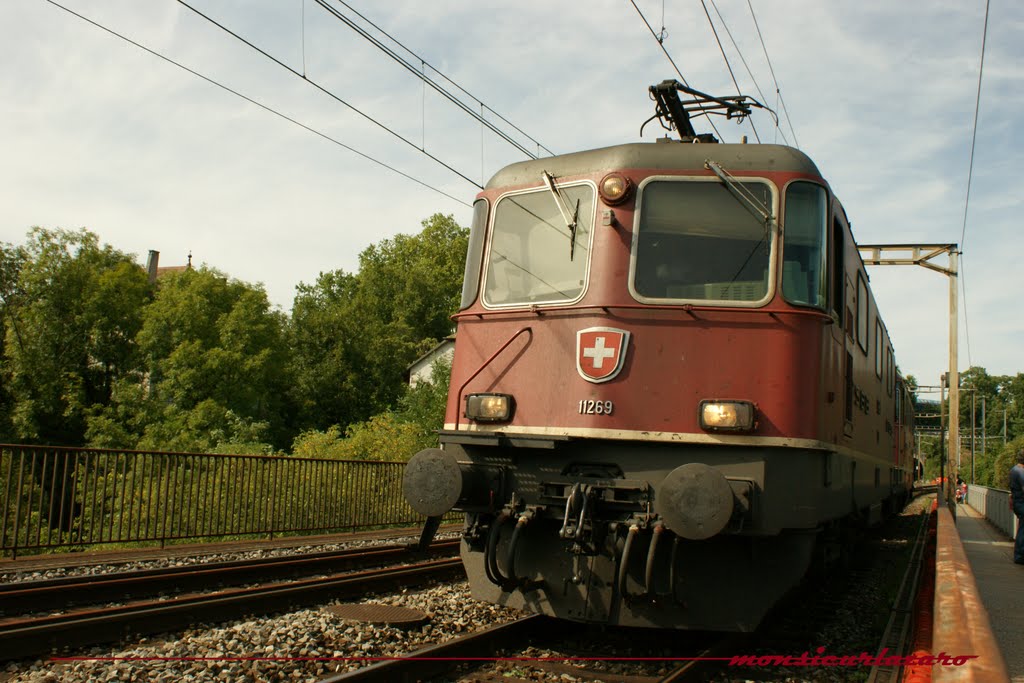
<box><xmin>403</xmin><ymin>435</ymin><xmax>894</xmax><ymax>632</ymax></box>
<box><xmin>462</xmin><ymin>508</ymin><xmax>817</xmax><ymax>631</ymax></box>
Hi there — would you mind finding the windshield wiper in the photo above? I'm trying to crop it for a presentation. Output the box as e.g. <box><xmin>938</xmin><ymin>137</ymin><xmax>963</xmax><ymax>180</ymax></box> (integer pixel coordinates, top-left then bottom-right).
<box><xmin>542</xmin><ymin>171</ymin><xmax>580</xmax><ymax>260</ymax></box>
<box><xmin>704</xmin><ymin>159</ymin><xmax>775</xmax><ymax>236</ymax></box>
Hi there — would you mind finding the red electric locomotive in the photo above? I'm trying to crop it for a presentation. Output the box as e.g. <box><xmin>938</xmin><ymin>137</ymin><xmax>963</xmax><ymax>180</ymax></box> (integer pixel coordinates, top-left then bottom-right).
<box><xmin>404</xmin><ymin>82</ymin><xmax>915</xmax><ymax>631</ymax></box>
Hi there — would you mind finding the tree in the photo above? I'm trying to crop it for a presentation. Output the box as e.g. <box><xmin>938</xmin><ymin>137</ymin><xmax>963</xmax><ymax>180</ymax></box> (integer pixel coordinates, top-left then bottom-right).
<box><xmin>0</xmin><ymin>241</ymin><xmax>25</xmax><ymax>441</ymax></box>
<box><xmin>89</xmin><ymin>267</ymin><xmax>293</xmax><ymax>451</ymax></box>
<box><xmin>930</xmin><ymin>366</ymin><xmax>1024</xmax><ymax>487</ymax></box>
<box><xmin>0</xmin><ymin>228</ymin><xmax>150</xmax><ymax>533</ymax></box>
<box><xmin>290</xmin><ymin>213</ymin><xmax>467</xmax><ymax>432</ymax></box>
<box><xmin>395</xmin><ymin>356</ymin><xmax>452</xmax><ymax>443</ymax></box>
<box><xmin>2</xmin><ymin>228</ymin><xmax>150</xmax><ymax>445</ymax></box>
<box><xmin>996</xmin><ymin>373</ymin><xmax>1024</xmax><ymax>443</ymax></box>
<box><xmin>990</xmin><ymin>436</ymin><xmax>1024</xmax><ymax>490</ymax></box>
<box><xmin>290</xmin><ymin>356</ymin><xmax>452</xmax><ymax>462</ymax></box>
<box><xmin>289</xmin><ymin>270</ymin><xmax>365</xmax><ymax>430</ymax></box>
<box><xmin>354</xmin><ymin>213</ymin><xmax>469</xmax><ymax>343</ymax></box>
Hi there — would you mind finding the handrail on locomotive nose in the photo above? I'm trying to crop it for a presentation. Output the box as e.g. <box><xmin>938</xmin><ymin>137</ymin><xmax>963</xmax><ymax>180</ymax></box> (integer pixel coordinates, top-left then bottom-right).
<box><xmin>454</xmin><ymin>326</ymin><xmax>532</xmax><ymax>431</ymax></box>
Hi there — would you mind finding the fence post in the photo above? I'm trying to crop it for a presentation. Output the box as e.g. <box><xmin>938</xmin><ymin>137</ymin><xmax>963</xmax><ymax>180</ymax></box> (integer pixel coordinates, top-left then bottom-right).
<box><xmin>268</xmin><ymin>458</ymin><xmax>279</xmax><ymax>540</ymax></box>
<box><xmin>160</xmin><ymin>454</ymin><xmax>172</xmax><ymax>549</ymax></box>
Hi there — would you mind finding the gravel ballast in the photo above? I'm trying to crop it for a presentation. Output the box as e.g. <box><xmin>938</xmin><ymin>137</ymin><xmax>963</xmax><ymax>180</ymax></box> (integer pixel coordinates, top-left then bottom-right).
<box><xmin>2</xmin><ymin>581</ymin><xmax>517</xmax><ymax>683</ymax></box>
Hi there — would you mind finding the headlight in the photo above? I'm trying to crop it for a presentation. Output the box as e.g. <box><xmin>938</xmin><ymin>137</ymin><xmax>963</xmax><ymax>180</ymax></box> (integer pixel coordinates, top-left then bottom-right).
<box><xmin>699</xmin><ymin>400</ymin><xmax>755</xmax><ymax>431</ymax></box>
<box><xmin>599</xmin><ymin>173</ymin><xmax>633</xmax><ymax>205</ymax></box>
<box><xmin>465</xmin><ymin>393</ymin><xmax>514</xmax><ymax>422</ymax></box>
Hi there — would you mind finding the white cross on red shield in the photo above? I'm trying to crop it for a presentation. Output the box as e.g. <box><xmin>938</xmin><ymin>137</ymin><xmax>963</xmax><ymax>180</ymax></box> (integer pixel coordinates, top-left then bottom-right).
<box><xmin>576</xmin><ymin>327</ymin><xmax>630</xmax><ymax>383</ymax></box>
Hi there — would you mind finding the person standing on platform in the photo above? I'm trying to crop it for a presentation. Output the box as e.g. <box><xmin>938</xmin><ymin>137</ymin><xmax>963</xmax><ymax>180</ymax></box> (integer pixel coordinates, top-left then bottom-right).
<box><xmin>1011</xmin><ymin>449</ymin><xmax>1024</xmax><ymax>565</ymax></box>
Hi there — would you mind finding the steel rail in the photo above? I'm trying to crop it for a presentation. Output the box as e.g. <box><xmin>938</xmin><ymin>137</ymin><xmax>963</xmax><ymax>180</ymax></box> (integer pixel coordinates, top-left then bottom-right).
<box><xmin>654</xmin><ymin>636</ymin><xmax>746</xmax><ymax>682</ymax></box>
<box><xmin>0</xmin><ymin>557</ymin><xmax>464</xmax><ymax>662</ymax></box>
<box><xmin>490</xmin><ymin>633</ymin><xmax>741</xmax><ymax>683</ymax></box>
<box><xmin>314</xmin><ymin>613</ymin><xmax>741</xmax><ymax>683</ymax></box>
<box><xmin>865</xmin><ymin>499</ymin><xmax>932</xmax><ymax>683</ymax></box>
<box><xmin>316</xmin><ymin>614</ymin><xmax>554</xmax><ymax>682</ymax></box>
<box><xmin>0</xmin><ymin>539</ymin><xmax>460</xmax><ymax>616</ymax></box>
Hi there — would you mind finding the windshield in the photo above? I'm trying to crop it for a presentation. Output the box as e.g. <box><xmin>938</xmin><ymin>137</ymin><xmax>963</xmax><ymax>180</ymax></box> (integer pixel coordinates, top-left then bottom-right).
<box><xmin>632</xmin><ymin>178</ymin><xmax>774</xmax><ymax>303</ymax></box>
<box><xmin>483</xmin><ymin>183</ymin><xmax>594</xmax><ymax>306</ymax></box>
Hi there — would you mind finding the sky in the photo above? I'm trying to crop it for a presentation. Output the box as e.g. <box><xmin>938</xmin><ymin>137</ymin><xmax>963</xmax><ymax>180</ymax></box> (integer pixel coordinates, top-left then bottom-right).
<box><xmin>1</xmin><ymin>0</ymin><xmax>1021</xmax><ymax>387</ymax></box>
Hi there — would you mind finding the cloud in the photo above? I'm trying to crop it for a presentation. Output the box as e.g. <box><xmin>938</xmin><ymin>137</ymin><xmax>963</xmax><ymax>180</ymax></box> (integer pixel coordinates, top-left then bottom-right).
<box><xmin>1</xmin><ymin>0</ymin><xmax>1020</xmax><ymax>385</ymax></box>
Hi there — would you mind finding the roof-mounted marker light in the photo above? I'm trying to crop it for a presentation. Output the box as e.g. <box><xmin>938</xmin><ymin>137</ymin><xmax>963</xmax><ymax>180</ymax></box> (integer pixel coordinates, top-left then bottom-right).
<box><xmin>599</xmin><ymin>173</ymin><xmax>633</xmax><ymax>205</ymax></box>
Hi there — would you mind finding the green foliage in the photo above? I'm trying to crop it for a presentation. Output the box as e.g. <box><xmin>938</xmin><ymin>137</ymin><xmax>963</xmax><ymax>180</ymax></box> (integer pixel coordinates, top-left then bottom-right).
<box><xmin>950</xmin><ymin>366</ymin><xmax>1024</xmax><ymax>487</ymax></box>
<box><xmin>1</xmin><ymin>446</ymin><xmax>419</xmax><ymax>556</ymax></box>
<box><xmin>910</xmin><ymin>366</ymin><xmax>1024</xmax><ymax>488</ymax></box>
<box><xmin>2</xmin><ymin>214</ymin><xmax>466</xmax><ymax>456</ymax></box>
<box><xmin>1</xmin><ymin>228</ymin><xmax>150</xmax><ymax>445</ymax></box>
<box><xmin>289</xmin><ymin>270</ymin><xmax>364</xmax><ymax>430</ymax></box>
<box><xmin>135</xmin><ymin>400</ymin><xmax>273</xmax><ymax>454</ymax></box>
<box><xmin>0</xmin><ymin>243</ymin><xmax>25</xmax><ymax>442</ymax></box>
<box><xmin>291</xmin><ymin>355</ymin><xmax>451</xmax><ymax>462</ymax></box>
<box><xmin>335</xmin><ymin>413</ymin><xmax>428</xmax><ymax>462</ymax></box>
<box><xmin>1</xmin><ymin>216</ymin><xmax>469</xmax><ymax>553</ymax></box>
<box><xmin>395</xmin><ymin>355</ymin><xmax>452</xmax><ymax>442</ymax></box>
<box><xmin>968</xmin><ymin>435</ymin><xmax>1024</xmax><ymax>489</ymax></box>
<box><xmin>291</xmin><ymin>425</ymin><xmax>349</xmax><ymax>459</ymax></box>
<box><xmin>292</xmin><ymin>414</ymin><xmax>427</xmax><ymax>463</ymax></box>
<box><xmin>290</xmin><ymin>213</ymin><xmax>467</xmax><ymax>430</ymax></box>
<box><xmin>959</xmin><ymin>367</ymin><xmax>1023</xmax><ymax>441</ymax></box>
<box><xmin>91</xmin><ymin>267</ymin><xmax>291</xmax><ymax>452</ymax></box>
<box><xmin>989</xmin><ymin>436</ymin><xmax>1024</xmax><ymax>488</ymax></box>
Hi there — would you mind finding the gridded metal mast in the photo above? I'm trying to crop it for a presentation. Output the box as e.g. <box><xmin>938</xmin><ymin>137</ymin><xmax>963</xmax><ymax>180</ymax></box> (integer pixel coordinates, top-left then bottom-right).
<box><xmin>858</xmin><ymin>243</ymin><xmax>960</xmax><ymax>507</ymax></box>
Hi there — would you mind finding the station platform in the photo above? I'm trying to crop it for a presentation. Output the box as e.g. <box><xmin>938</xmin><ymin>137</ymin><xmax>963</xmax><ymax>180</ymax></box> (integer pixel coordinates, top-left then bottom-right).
<box><xmin>956</xmin><ymin>502</ymin><xmax>1023</xmax><ymax>681</ymax></box>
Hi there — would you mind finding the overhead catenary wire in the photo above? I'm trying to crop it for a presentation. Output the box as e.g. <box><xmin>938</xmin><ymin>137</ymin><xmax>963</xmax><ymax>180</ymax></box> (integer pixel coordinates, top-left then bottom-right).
<box><xmin>300</xmin><ymin>0</ymin><xmax>306</xmax><ymax>77</ymax></box>
<box><xmin>699</xmin><ymin>0</ymin><xmax>762</xmax><ymax>144</ymax></box>
<box><xmin>959</xmin><ymin>0</ymin><xmax>990</xmax><ymax>371</ymax></box>
<box><xmin>626</xmin><ymin>0</ymin><xmax>724</xmax><ymax>141</ymax></box>
<box><xmin>176</xmin><ymin>0</ymin><xmax>483</xmax><ymax>189</ymax></box>
<box><xmin>658</xmin><ymin>0</ymin><xmax>667</xmax><ymax>43</ymax></box>
<box><xmin>746</xmin><ymin>0</ymin><xmax>799</xmax><ymax>149</ymax></box>
<box><xmin>961</xmin><ymin>258</ymin><xmax>973</xmax><ymax>368</ymax></box>
<box><xmin>42</xmin><ymin>0</ymin><xmax>472</xmax><ymax>207</ymax></box>
<box><xmin>316</xmin><ymin>0</ymin><xmax>539</xmax><ymax>159</ymax></box>
<box><xmin>960</xmin><ymin>0</ymin><xmax>989</xmax><ymax>252</ymax></box>
<box><xmin>317</xmin><ymin>0</ymin><xmax>554</xmax><ymax>160</ymax></box>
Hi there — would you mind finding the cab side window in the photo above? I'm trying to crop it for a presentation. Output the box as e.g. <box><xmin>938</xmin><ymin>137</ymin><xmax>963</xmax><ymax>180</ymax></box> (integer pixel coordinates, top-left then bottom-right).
<box><xmin>830</xmin><ymin>217</ymin><xmax>845</xmax><ymax>324</ymax></box>
<box><xmin>782</xmin><ymin>182</ymin><xmax>827</xmax><ymax>308</ymax></box>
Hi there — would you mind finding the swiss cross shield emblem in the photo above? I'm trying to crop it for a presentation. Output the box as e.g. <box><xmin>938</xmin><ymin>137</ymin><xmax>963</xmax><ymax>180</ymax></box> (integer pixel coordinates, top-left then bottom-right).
<box><xmin>576</xmin><ymin>327</ymin><xmax>630</xmax><ymax>383</ymax></box>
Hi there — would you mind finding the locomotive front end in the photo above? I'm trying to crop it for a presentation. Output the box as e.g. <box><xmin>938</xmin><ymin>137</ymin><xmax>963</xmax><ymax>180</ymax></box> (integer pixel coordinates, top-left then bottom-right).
<box><xmin>403</xmin><ymin>139</ymin><xmax>904</xmax><ymax>632</ymax></box>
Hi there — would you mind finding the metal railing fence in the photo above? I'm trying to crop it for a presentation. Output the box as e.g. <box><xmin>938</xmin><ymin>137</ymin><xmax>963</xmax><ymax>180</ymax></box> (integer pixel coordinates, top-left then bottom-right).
<box><xmin>965</xmin><ymin>483</ymin><xmax>1019</xmax><ymax>540</ymax></box>
<box><xmin>1</xmin><ymin>444</ymin><xmax>436</xmax><ymax>557</ymax></box>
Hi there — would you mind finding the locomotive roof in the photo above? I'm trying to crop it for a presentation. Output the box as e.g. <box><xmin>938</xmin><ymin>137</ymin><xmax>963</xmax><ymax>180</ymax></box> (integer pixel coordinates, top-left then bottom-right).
<box><xmin>485</xmin><ymin>142</ymin><xmax>821</xmax><ymax>189</ymax></box>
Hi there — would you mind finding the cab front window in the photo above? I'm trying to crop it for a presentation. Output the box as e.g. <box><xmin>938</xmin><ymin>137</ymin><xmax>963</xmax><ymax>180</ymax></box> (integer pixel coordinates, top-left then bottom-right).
<box><xmin>482</xmin><ymin>183</ymin><xmax>594</xmax><ymax>307</ymax></box>
<box><xmin>632</xmin><ymin>178</ymin><xmax>774</xmax><ymax>303</ymax></box>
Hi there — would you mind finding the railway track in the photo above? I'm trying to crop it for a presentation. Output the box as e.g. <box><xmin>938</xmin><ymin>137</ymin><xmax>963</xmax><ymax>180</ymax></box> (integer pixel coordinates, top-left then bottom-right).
<box><xmin>1</xmin><ymin>497</ymin><xmax>935</xmax><ymax>680</ymax></box>
<box><xmin>319</xmin><ymin>496</ymin><xmax>935</xmax><ymax>683</ymax></box>
<box><xmin>724</xmin><ymin>494</ymin><xmax>935</xmax><ymax>682</ymax></box>
<box><xmin>0</xmin><ymin>551</ymin><xmax>463</xmax><ymax>661</ymax></box>
<box><xmin>0</xmin><ymin>539</ymin><xmax>459</xmax><ymax>615</ymax></box>
<box><xmin>305</xmin><ymin>614</ymin><xmax>745</xmax><ymax>683</ymax></box>
<box><xmin>865</xmin><ymin>499</ymin><xmax>933</xmax><ymax>683</ymax></box>
<box><xmin>0</xmin><ymin>524</ymin><xmax>461</xmax><ymax>575</ymax></box>
<box><xmin>314</xmin><ymin>614</ymin><xmax>740</xmax><ymax>683</ymax></box>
